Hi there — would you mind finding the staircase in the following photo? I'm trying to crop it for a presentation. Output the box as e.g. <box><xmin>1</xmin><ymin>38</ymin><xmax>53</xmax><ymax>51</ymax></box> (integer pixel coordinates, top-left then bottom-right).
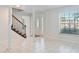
<box><xmin>11</xmin><ymin>15</ymin><xmax>26</xmax><ymax>38</ymax></box>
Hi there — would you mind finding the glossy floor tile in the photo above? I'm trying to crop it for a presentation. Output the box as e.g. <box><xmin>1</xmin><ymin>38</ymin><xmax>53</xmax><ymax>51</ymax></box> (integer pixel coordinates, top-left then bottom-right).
<box><xmin>5</xmin><ymin>37</ymin><xmax>79</xmax><ymax>53</ymax></box>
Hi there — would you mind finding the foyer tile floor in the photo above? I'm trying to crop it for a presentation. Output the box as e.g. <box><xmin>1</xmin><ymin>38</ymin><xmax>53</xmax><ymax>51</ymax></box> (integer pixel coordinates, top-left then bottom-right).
<box><xmin>5</xmin><ymin>37</ymin><xmax>79</xmax><ymax>53</ymax></box>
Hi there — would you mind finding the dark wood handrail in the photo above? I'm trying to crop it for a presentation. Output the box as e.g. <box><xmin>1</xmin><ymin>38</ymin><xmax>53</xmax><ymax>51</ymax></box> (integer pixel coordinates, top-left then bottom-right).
<box><xmin>12</xmin><ymin>15</ymin><xmax>26</xmax><ymax>27</ymax></box>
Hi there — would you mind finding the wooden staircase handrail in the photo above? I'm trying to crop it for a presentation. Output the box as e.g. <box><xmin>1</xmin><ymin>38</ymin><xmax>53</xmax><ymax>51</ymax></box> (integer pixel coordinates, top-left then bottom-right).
<box><xmin>12</xmin><ymin>15</ymin><xmax>26</xmax><ymax>27</ymax></box>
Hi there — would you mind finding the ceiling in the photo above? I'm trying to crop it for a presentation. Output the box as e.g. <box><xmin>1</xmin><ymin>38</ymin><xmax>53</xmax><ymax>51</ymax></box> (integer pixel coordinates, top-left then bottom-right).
<box><xmin>23</xmin><ymin>5</ymin><xmax>64</xmax><ymax>13</ymax></box>
<box><xmin>12</xmin><ymin>5</ymin><xmax>65</xmax><ymax>15</ymax></box>
<box><xmin>0</xmin><ymin>5</ymin><xmax>65</xmax><ymax>13</ymax></box>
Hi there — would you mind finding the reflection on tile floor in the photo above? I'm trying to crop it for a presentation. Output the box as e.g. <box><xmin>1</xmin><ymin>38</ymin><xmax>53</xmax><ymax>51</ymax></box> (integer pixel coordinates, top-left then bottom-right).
<box><xmin>4</xmin><ymin>37</ymin><xmax>79</xmax><ymax>53</ymax></box>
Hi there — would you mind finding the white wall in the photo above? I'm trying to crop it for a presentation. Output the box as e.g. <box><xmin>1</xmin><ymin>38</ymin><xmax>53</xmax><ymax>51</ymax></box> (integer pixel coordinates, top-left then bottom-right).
<box><xmin>0</xmin><ymin>7</ymin><xmax>9</xmax><ymax>52</ymax></box>
<box><xmin>45</xmin><ymin>5</ymin><xmax>79</xmax><ymax>44</ymax></box>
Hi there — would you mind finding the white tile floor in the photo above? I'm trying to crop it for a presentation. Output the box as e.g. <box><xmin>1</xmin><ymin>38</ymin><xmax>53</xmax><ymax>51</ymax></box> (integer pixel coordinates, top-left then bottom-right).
<box><xmin>4</xmin><ymin>37</ymin><xmax>79</xmax><ymax>53</ymax></box>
